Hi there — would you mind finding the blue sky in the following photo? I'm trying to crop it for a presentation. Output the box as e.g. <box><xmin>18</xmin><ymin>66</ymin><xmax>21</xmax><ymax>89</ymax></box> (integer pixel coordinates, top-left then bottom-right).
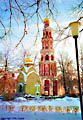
<box><xmin>0</xmin><ymin>0</ymin><xmax>82</xmax><ymax>70</ymax></box>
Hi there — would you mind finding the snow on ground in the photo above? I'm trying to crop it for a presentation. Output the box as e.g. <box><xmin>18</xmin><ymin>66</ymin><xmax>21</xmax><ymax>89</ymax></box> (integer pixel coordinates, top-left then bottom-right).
<box><xmin>0</xmin><ymin>112</ymin><xmax>81</xmax><ymax>120</ymax></box>
<box><xmin>0</xmin><ymin>96</ymin><xmax>82</xmax><ymax>120</ymax></box>
<box><xmin>14</xmin><ymin>97</ymin><xmax>27</xmax><ymax>102</ymax></box>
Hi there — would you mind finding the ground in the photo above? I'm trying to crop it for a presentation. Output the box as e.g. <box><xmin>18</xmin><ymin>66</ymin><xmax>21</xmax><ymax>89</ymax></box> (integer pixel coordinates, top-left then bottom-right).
<box><xmin>0</xmin><ymin>112</ymin><xmax>81</xmax><ymax>120</ymax></box>
<box><xmin>0</xmin><ymin>96</ymin><xmax>82</xmax><ymax>120</ymax></box>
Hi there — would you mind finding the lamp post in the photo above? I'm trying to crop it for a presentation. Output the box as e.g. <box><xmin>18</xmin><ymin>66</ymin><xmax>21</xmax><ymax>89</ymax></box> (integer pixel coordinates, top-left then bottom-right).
<box><xmin>81</xmin><ymin>50</ymin><xmax>83</xmax><ymax>94</ymax></box>
<box><xmin>69</xmin><ymin>21</ymin><xmax>83</xmax><ymax>120</ymax></box>
<box><xmin>35</xmin><ymin>82</ymin><xmax>40</xmax><ymax>98</ymax></box>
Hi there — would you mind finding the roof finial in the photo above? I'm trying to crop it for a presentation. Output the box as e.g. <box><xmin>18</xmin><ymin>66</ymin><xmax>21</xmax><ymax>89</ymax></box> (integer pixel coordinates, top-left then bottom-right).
<box><xmin>43</xmin><ymin>8</ymin><xmax>50</xmax><ymax>27</ymax></box>
<box><xmin>27</xmin><ymin>51</ymin><xmax>31</xmax><ymax>57</ymax></box>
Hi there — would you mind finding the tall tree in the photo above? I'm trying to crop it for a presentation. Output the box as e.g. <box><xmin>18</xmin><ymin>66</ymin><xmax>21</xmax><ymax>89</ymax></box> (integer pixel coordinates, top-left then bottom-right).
<box><xmin>57</xmin><ymin>52</ymin><xmax>76</xmax><ymax>94</ymax></box>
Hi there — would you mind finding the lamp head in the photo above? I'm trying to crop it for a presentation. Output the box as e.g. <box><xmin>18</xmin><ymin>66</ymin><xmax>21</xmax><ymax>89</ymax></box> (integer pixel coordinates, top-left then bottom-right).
<box><xmin>69</xmin><ymin>21</ymin><xmax>81</xmax><ymax>37</ymax></box>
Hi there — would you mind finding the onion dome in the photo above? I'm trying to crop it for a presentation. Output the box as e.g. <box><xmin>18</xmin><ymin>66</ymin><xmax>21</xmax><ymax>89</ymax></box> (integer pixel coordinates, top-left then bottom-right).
<box><xmin>43</xmin><ymin>18</ymin><xmax>50</xmax><ymax>24</ymax></box>
<box><xmin>24</xmin><ymin>58</ymin><xmax>33</xmax><ymax>64</ymax></box>
<box><xmin>43</xmin><ymin>18</ymin><xmax>50</xmax><ymax>27</ymax></box>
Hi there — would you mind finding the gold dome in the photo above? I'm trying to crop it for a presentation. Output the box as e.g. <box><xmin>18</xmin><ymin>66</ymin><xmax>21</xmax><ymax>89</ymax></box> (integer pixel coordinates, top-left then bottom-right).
<box><xmin>24</xmin><ymin>58</ymin><xmax>33</xmax><ymax>64</ymax></box>
<box><xmin>43</xmin><ymin>18</ymin><xmax>50</xmax><ymax>24</ymax></box>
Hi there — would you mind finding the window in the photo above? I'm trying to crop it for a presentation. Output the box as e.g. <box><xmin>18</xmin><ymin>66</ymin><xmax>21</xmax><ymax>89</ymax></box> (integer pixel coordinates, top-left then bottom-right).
<box><xmin>19</xmin><ymin>85</ymin><xmax>23</xmax><ymax>92</ymax></box>
<box><xmin>43</xmin><ymin>31</ymin><xmax>45</xmax><ymax>37</ymax></box>
<box><xmin>44</xmin><ymin>80</ymin><xmax>49</xmax><ymax>95</ymax></box>
<box><xmin>13</xmin><ymin>90</ymin><xmax>16</xmax><ymax>93</ymax></box>
<box><xmin>42</xmin><ymin>41</ymin><xmax>44</xmax><ymax>49</ymax></box>
<box><xmin>51</xmin><ymin>55</ymin><xmax>54</xmax><ymax>60</ymax></box>
<box><xmin>19</xmin><ymin>83</ymin><xmax>24</xmax><ymax>93</ymax></box>
<box><xmin>46</xmin><ymin>31</ymin><xmax>48</xmax><ymax>37</ymax></box>
<box><xmin>45</xmin><ymin>55</ymin><xmax>49</xmax><ymax>60</ymax></box>
<box><xmin>12</xmin><ymin>73</ymin><xmax>14</xmax><ymax>77</ymax></box>
<box><xmin>41</xmin><ymin>56</ymin><xmax>43</xmax><ymax>61</ymax></box>
<box><xmin>46</xmin><ymin>46</ymin><xmax>48</xmax><ymax>49</ymax></box>
<box><xmin>45</xmin><ymin>41</ymin><xmax>48</xmax><ymax>49</ymax></box>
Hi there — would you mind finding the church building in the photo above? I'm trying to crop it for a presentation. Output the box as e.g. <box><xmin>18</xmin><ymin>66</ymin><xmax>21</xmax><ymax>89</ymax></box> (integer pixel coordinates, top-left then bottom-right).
<box><xmin>17</xmin><ymin>57</ymin><xmax>41</xmax><ymax>96</ymax></box>
<box><xmin>39</xmin><ymin>18</ymin><xmax>57</xmax><ymax>96</ymax></box>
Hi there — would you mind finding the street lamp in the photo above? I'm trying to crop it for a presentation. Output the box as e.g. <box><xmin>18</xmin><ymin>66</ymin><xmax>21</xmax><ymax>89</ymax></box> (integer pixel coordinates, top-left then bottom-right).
<box><xmin>69</xmin><ymin>21</ymin><xmax>83</xmax><ymax>120</ymax></box>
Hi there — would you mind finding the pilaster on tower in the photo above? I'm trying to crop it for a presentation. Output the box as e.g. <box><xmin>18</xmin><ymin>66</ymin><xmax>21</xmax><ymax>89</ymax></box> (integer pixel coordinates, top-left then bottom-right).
<box><xmin>39</xmin><ymin>17</ymin><xmax>57</xmax><ymax>96</ymax></box>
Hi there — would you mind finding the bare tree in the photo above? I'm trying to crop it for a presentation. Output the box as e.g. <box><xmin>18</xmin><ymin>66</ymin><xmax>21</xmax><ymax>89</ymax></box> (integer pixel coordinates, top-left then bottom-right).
<box><xmin>0</xmin><ymin>0</ymin><xmax>82</xmax><ymax>47</ymax></box>
<box><xmin>57</xmin><ymin>52</ymin><xmax>76</xmax><ymax>94</ymax></box>
<box><xmin>0</xmin><ymin>0</ymin><xmax>82</xmax><ymax>72</ymax></box>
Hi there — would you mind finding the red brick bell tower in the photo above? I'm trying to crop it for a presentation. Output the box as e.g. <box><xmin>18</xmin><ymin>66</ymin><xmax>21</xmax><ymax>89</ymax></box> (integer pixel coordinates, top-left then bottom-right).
<box><xmin>39</xmin><ymin>18</ymin><xmax>57</xmax><ymax>96</ymax></box>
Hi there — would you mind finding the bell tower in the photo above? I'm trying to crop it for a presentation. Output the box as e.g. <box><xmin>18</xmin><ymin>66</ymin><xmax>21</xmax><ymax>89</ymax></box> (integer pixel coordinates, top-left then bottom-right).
<box><xmin>39</xmin><ymin>18</ymin><xmax>57</xmax><ymax>96</ymax></box>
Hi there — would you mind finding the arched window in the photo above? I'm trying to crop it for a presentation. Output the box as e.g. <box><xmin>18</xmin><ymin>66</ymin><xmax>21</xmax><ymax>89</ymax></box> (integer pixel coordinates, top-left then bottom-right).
<box><xmin>43</xmin><ymin>31</ymin><xmax>45</xmax><ymax>37</ymax></box>
<box><xmin>13</xmin><ymin>90</ymin><xmax>16</xmax><ymax>93</ymax></box>
<box><xmin>19</xmin><ymin>85</ymin><xmax>23</xmax><ymax>92</ymax></box>
<box><xmin>41</xmin><ymin>56</ymin><xmax>43</xmax><ymax>61</ymax></box>
<box><xmin>44</xmin><ymin>80</ymin><xmax>49</xmax><ymax>95</ymax></box>
<box><xmin>45</xmin><ymin>41</ymin><xmax>48</xmax><ymax>49</ymax></box>
<box><xmin>12</xmin><ymin>73</ymin><xmax>14</xmax><ymax>77</ymax></box>
<box><xmin>45</xmin><ymin>55</ymin><xmax>49</xmax><ymax>60</ymax></box>
<box><xmin>46</xmin><ymin>31</ymin><xmax>48</xmax><ymax>37</ymax></box>
<box><xmin>19</xmin><ymin>83</ymin><xmax>24</xmax><ymax>93</ymax></box>
<box><xmin>51</xmin><ymin>55</ymin><xmax>54</xmax><ymax>60</ymax></box>
<box><xmin>42</xmin><ymin>41</ymin><xmax>44</xmax><ymax>49</ymax></box>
